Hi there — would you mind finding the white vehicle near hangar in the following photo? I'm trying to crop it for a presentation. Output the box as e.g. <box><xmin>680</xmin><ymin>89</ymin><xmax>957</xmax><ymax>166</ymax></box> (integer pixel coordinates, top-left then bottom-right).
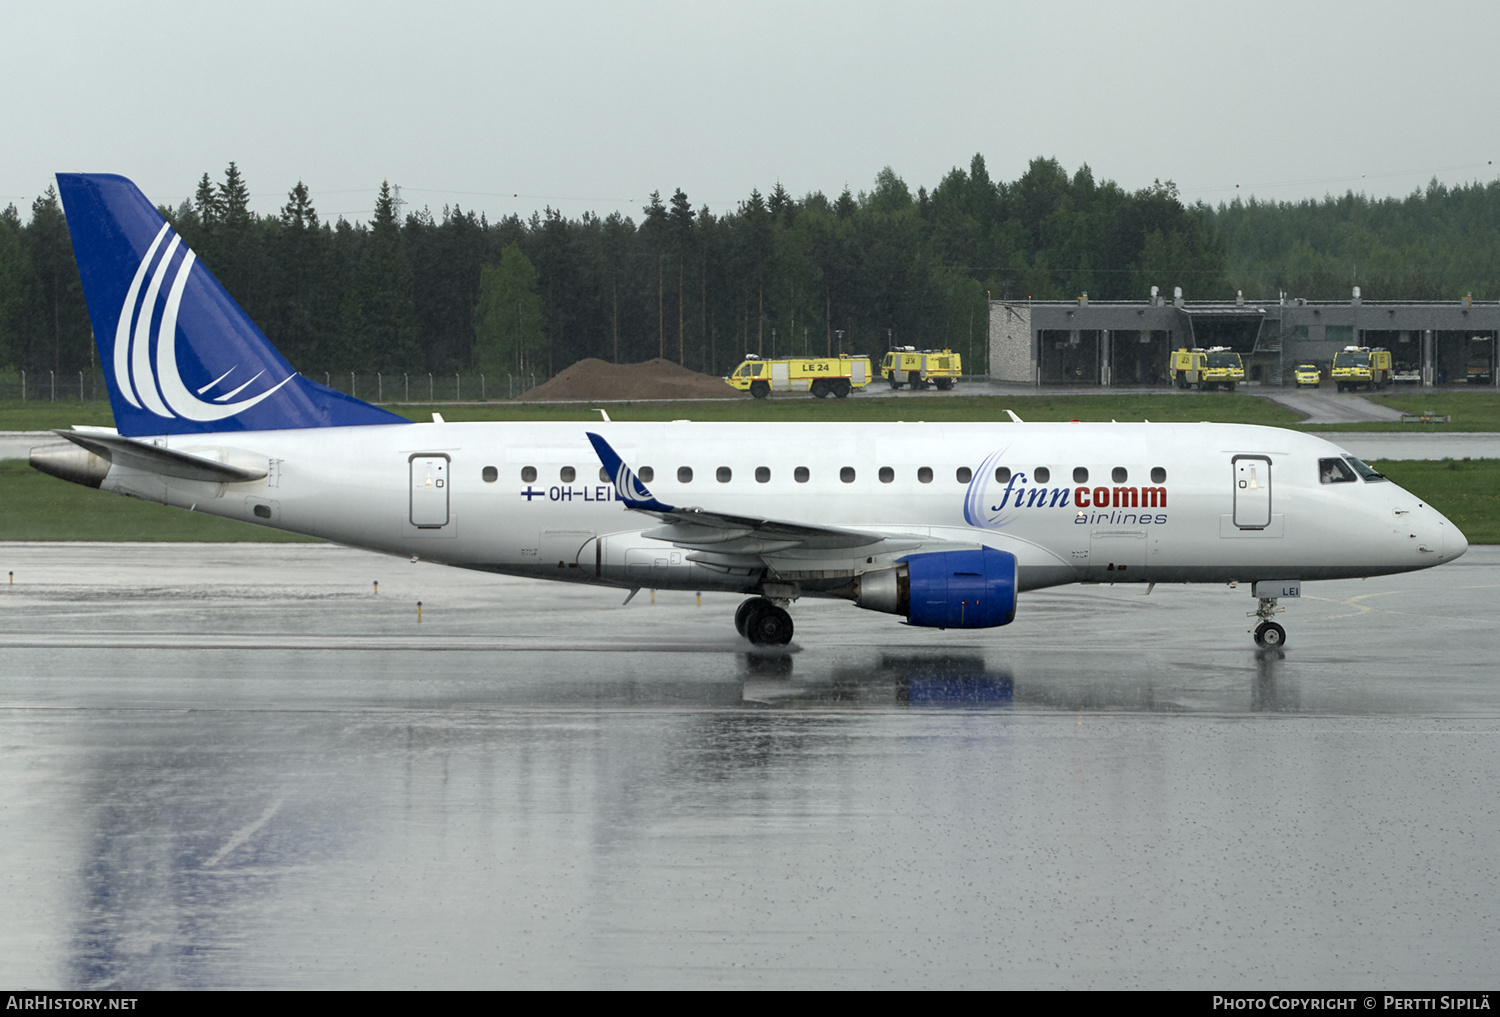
<box><xmin>29</xmin><ymin>174</ymin><xmax>1470</xmax><ymax>649</ymax></box>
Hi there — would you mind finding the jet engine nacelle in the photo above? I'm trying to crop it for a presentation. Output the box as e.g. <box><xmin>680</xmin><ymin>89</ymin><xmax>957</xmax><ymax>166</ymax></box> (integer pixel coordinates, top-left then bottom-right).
<box><xmin>853</xmin><ymin>547</ymin><xmax>1017</xmax><ymax>629</ymax></box>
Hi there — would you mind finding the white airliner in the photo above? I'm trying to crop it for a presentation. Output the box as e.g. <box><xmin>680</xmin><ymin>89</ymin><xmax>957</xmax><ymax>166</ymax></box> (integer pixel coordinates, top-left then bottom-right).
<box><xmin>30</xmin><ymin>174</ymin><xmax>1468</xmax><ymax>648</ymax></box>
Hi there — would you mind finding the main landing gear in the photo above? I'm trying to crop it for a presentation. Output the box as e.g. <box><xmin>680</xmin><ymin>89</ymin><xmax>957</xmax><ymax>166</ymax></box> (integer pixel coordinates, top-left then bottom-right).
<box><xmin>1251</xmin><ymin>597</ymin><xmax>1287</xmax><ymax>648</ymax></box>
<box><xmin>736</xmin><ymin>596</ymin><xmax>794</xmax><ymax>646</ymax></box>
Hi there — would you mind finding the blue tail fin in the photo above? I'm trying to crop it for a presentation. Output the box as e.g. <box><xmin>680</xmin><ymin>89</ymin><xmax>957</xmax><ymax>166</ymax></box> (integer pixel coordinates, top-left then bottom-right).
<box><xmin>56</xmin><ymin>173</ymin><xmax>409</xmax><ymax>436</ymax></box>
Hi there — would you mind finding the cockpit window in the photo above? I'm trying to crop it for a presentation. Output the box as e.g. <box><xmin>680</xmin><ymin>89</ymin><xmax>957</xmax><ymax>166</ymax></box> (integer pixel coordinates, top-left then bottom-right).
<box><xmin>1318</xmin><ymin>458</ymin><xmax>1357</xmax><ymax>484</ymax></box>
<box><xmin>1345</xmin><ymin>456</ymin><xmax>1387</xmax><ymax>482</ymax></box>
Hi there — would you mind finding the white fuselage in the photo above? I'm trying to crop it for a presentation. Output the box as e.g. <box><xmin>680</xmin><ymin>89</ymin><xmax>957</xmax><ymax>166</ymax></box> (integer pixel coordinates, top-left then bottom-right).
<box><xmin>92</xmin><ymin>420</ymin><xmax>1467</xmax><ymax>598</ymax></box>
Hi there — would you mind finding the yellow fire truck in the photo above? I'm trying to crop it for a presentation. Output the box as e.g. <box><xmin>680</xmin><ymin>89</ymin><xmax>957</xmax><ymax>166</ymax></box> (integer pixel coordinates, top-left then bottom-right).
<box><xmin>880</xmin><ymin>347</ymin><xmax>963</xmax><ymax>390</ymax></box>
<box><xmin>1170</xmin><ymin>347</ymin><xmax>1245</xmax><ymax>391</ymax></box>
<box><xmin>724</xmin><ymin>354</ymin><xmax>874</xmax><ymax>399</ymax></box>
<box><xmin>1331</xmin><ymin>346</ymin><xmax>1392</xmax><ymax>392</ymax></box>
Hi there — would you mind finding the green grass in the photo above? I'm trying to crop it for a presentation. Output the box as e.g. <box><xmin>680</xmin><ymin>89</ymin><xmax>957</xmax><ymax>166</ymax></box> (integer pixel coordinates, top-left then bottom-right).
<box><xmin>1366</xmin><ymin>458</ymin><xmax>1500</xmax><ymax>545</ymax></box>
<box><xmin>1362</xmin><ymin>391</ymin><xmax>1500</xmax><ymax>431</ymax></box>
<box><xmin>0</xmin><ymin>459</ymin><xmax>316</xmax><ymax>542</ymax></box>
<box><xmin>389</xmin><ymin>393</ymin><xmax>1304</xmax><ymax>425</ymax></box>
<box><xmin>0</xmin><ymin>401</ymin><xmax>117</xmax><ymax>431</ymax></box>
<box><xmin>8</xmin><ymin>391</ymin><xmax>1500</xmax><ymax>430</ymax></box>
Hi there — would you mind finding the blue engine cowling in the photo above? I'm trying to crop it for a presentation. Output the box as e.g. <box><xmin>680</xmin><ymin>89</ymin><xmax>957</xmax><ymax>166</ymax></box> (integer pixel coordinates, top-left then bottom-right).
<box><xmin>853</xmin><ymin>547</ymin><xmax>1017</xmax><ymax>628</ymax></box>
<box><xmin>905</xmin><ymin>547</ymin><xmax>1017</xmax><ymax>628</ymax></box>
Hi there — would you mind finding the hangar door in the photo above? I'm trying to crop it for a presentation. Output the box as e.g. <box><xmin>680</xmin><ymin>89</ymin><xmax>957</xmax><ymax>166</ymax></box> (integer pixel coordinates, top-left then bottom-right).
<box><xmin>1231</xmin><ymin>455</ymin><xmax>1271</xmax><ymax>529</ymax></box>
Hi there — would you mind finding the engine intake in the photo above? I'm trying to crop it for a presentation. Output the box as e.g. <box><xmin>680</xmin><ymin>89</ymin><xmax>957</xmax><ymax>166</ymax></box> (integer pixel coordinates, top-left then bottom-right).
<box><xmin>853</xmin><ymin>547</ymin><xmax>1017</xmax><ymax>629</ymax></box>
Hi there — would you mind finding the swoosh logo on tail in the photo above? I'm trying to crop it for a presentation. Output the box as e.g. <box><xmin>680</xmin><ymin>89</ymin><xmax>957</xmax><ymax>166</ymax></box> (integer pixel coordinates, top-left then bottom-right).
<box><xmin>115</xmin><ymin>229</ymin><xmax>295</xmax><ymax>421</ymax></box>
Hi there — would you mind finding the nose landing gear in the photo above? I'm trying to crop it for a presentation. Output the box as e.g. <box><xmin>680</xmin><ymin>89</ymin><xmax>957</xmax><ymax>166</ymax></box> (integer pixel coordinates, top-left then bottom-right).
<box><xmin>736</xmin><ymin>596</ymin><xmax>794</xmax><ymax>646</ymax></box>
<box><xmin>1250</xmin><ymin>597</ymin><xmax>1287</xmax><ymax>648</ymax></box>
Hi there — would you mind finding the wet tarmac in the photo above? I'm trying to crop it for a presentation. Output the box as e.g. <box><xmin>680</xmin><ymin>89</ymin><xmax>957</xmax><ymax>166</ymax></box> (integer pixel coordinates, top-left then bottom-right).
<box><xmin>1260</xmin><ymin>389</ymin><xmax>1405</xmax><ymax>424</ymax></box>
<box><xmin>1317</xmin><ymin>432</ymin><xmax>1500</xmax><ymax>461</ymax></box>
<box><xmin>1</xmin><ymin>542</ymin><xmax>1497</xmax><ymax>989</ymax></box>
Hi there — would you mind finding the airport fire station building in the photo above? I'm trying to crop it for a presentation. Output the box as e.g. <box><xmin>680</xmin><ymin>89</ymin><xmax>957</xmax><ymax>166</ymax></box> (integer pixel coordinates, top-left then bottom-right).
<box><xmin>988</xmin><ymin>290</ymin><xmax>1499</xmax><ymax>387</ymax></box>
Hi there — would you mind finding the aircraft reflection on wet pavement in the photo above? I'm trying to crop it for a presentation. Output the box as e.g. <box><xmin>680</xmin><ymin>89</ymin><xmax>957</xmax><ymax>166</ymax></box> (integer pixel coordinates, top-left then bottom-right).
<box><xmin>738</xmin><ymin>649</ymin><xmax>1306</xmax><ymax>713</ymax></box>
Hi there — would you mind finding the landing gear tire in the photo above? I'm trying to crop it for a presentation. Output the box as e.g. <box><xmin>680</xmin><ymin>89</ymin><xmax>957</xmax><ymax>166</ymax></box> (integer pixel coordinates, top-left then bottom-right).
<box><xmin>750</xmin><ymin>380</ymin><xmax>770</xmax><ymax>399</ymax></box>
<box><xmin>734</xmin><ymin>597</ymin><xmax>762</xmax><ymax>637</ymax></box>
<box><xmin>1254</xmin><ymin>621</ymin><xmax>1286</xmax><ymax>648</ymax></box>
<box><xmin>743</xmin><ymin>600</ymin><xmax>793</xmax><ymax>646</ymax></box>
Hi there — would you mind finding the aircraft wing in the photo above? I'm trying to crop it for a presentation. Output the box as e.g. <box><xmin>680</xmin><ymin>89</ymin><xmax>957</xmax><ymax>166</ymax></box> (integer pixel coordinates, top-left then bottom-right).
<box><xmin>587</xmin><ymin>432</ymin><xmax>946</xmax><ymax>575</ymax></box>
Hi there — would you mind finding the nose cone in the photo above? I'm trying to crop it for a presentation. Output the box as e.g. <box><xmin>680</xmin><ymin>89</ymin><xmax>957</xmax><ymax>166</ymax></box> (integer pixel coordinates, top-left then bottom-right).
<box><xmin>1443</xmin><ymin>518</ymin><xmax>1469</xmax><ymax>561</ymax></box>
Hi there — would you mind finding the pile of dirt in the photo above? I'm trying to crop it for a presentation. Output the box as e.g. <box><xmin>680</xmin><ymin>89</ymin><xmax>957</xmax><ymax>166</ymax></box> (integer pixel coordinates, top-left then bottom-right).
<box><xmin>517</xmin><ymin>358</ymin><xmax>740</xmax><ymax>402</ymax></box>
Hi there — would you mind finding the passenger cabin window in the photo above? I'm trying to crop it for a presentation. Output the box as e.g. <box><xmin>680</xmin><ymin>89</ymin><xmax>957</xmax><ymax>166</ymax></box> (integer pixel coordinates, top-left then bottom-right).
<box><xmin>1319</xmin><ymin>458</ymin><xmax>1357</xmax><ymax>484</ymax></box>
<box><xmin>521</xmin><ymin>466</ymin><xmax>537</xmax><ymax>483</ymax></box>
<box><xmin>756</xmin><ymin>467</ymin><xmax>771</xmax><ymax>483</ymax></box>
<box><xmin>717</xmin><ymin>467</ymin><xmax>732</xmax><ymax>483</ymax></box>
<box><xmin>639</xmin><ymin>467</ymin><xmax>654</xmax><ymax>482</ymax></box>
<box><xmin>840</xmin><ymin>467</ymin><xmax>856</xmax><ymax>483</ymax></box>
<box><xmin>1151</xmin><ymin>467</ymin><xmax>1167</xmax><ymax>483</ymax></box>
<box><xmin>995</xmin><ymin>467</ymin><xmax>1011</xmax><ymax>483</ymax></box>
<box><xmin>918</xmin><ymin>467</ymin><xmax>933</xmax><ymax>483</ymax></box>
<box><xmin>1073</xmin><ymin>467</ymin><xmax>1089</xmax><ymax>483</ymax></box>
<box><xmin>560</xmin><ymin>466</ymin><xmax>575</xmax><ymax>483</ymax></box>
<box><xmin>879</xmin><ymin>466</ymin><xmax>894</xmax><ymax>483</ymax></box>
<box><xmin>1034</xmin><ymin>467</ymin><xmax>1051</xmax><ymax>483</ymax></box>
<box><xmin>1112</xmin><ymin>467</ymin><xmax>1128</xmax><ymax>483</ymax></box>
<box><xmin>482</xmin><ymin>466</ymin><xmax>498</xmax><ymax>483</ymax></box>
<box><xmin>794</xmin><ymin>467</ymin><xmax>810</xmax><ymax>483</ymax></box>
<box><xmin>678</xmin><ymin>466</ymin><xmax>693</xmax><ymax>483</ymax></box>
<box><xmin>956</xmin><ymin>467</ymin><xmax>972</xmax><ymax>483</ymax></box>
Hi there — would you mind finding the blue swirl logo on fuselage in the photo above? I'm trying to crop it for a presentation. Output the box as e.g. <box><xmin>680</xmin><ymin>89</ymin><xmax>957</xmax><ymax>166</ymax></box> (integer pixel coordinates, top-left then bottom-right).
<box><xmin>964</xmin><ymin>450</ymin><xmax>1169</xmax><ymax>529</ymax></box>
<box><xmin>964</xmin><ymin>449</ymin><xmax>1073</xmax><ymax>530</ymax></box>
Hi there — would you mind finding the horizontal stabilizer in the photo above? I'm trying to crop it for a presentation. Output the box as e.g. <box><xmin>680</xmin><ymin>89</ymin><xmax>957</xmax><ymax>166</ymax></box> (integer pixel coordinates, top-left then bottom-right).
<box><xmin>54</xmin><ymin>429</ymin><xmax>268</xmax><ymax>483</ymax></box>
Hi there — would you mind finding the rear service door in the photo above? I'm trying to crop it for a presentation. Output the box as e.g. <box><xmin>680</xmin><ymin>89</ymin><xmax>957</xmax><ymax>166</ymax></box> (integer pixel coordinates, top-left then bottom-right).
<box><xmin>851</xmin><ymin>359</ymin><xmax>867</xmax><ymax>385</ymax></box>
<box><xmin>1232</xmin><ymin>455</ymin><xmax>1271</xmax><ymax>529</ymax></box>
<box><xmin>410</xmin><ymin>454</ymin><xmax>450</xmax><ymax>528</ymax></box>
<box><xmin>771</xmin><ymin>361</ymin><xmax>790</xmax><ymax>391</ymax></box>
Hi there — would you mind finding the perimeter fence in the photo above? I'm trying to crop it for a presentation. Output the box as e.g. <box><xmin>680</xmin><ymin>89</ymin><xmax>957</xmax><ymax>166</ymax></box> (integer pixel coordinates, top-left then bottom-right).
<box><xmin>0</xmin><ymin>370</ymin><xmax>546</xmax><ymax>405</ymax></box>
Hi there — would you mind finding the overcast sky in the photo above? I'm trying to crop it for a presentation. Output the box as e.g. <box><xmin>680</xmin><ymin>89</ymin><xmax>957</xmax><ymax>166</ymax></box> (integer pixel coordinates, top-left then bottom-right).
<box><xmin>4</xmin><ymin>0</ymin><xmax>1497</xmax><ymax>224</ymax></box>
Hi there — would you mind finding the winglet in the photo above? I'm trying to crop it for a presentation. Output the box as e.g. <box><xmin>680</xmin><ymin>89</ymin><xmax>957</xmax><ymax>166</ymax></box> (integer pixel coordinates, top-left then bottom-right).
<box><xmin>586</xmin><ymin>432</ymin><xmax>675</xmax><ymax>512</ymax></box>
